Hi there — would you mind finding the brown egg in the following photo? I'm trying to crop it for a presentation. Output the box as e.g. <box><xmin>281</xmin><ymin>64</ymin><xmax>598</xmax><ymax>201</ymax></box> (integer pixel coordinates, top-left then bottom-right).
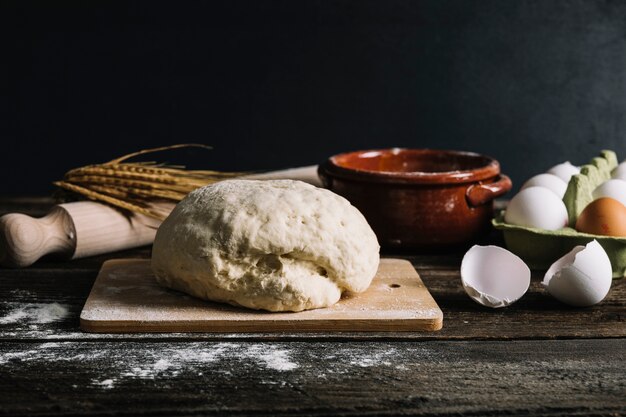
<box><xmin>575</xmin><ymin>197</ymin><xmax>626</xmax><ymax>236</ymax></box>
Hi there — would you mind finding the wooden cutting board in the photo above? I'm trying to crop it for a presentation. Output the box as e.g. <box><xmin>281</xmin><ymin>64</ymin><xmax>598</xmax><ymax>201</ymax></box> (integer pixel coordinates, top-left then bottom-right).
<box><xmin>80</xmin><ymin>258</ymin><xmax>443</xmax><ymax>333</ymax></box>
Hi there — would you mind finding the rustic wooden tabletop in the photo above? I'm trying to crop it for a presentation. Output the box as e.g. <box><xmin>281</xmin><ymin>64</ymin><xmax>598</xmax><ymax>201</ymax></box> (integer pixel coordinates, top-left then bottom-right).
<box><xmin>1</xmin><ymin>198</ymin><xmax>625</xmax><ymax>417</ymax></box>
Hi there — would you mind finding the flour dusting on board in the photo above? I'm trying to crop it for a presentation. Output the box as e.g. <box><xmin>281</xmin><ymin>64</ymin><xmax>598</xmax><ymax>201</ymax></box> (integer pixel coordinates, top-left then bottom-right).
<box><xmin>80</xmin><ymin>258</ymin><xmax>443</xmax><ymax>332</ymax></box>
<box><xmin>0</xmin><ymin>303</ymin><xmax>69</xmax><ymax>324</ymax></box>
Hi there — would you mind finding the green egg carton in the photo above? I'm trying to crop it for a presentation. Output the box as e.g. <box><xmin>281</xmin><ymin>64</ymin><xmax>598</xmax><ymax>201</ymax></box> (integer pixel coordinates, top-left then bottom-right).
<box><xmin>492</xmin><ymin>213</ymin><xmax>626</xmax><ymax>278</ymax></box>
<box><xmin>493</xmin><ymin>150</ymin><xmax>626</xmax><ymax>278</ymax></box>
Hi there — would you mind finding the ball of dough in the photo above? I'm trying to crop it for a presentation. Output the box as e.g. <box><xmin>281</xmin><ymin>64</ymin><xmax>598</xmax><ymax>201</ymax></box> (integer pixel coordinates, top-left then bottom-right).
<box><xmin>151</xmin><ymin>179</ymin><xmax>380</xmax><ymax>312</ymax></box>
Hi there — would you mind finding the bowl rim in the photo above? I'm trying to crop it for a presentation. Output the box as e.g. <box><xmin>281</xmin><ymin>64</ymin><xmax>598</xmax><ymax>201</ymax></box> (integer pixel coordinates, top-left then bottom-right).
<box><xmin>319</xmin><ymin>148</ymin><xmax>501</xmax><ymax>184</ymax></box>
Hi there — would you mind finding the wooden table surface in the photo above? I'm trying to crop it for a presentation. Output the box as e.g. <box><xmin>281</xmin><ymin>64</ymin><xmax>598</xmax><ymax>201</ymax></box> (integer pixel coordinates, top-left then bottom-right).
<box><xmin>1</xmin><ymin>198</ymin><xmax>625</xmax><ymax>417</ymax></box>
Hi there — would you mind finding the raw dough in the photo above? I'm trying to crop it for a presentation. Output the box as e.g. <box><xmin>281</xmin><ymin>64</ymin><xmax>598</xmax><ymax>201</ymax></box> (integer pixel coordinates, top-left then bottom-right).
<box><xmin>151</xmin><ymin>179</ymin><xmax>380</xmax><ymax>312</ymax></box>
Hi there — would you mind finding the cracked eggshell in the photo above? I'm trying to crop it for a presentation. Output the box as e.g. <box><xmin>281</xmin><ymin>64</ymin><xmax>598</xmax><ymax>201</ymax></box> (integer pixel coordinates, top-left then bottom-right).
<box><xmin>461</xmin><ymin>245</ymin><xmax>531</xmax><ymax>308</ymax></box>
<box><xmin>521</xmin><ymin>173</ymin><xmax>568</xmax><ymax>198</ymax></box>
<box><xmin>504</xmin><ymin>187</ymin><xmax>569</xmax><ymax>230</ymax></box>
<box><xmin>542</xmin><ymin>240</ymin><xmax>612</xmax><ymax>307</ymax></box>
<box><xmin>547</xmin><ymin>161</ymin><xmax>580</xmax><ymax>182</ymax></box>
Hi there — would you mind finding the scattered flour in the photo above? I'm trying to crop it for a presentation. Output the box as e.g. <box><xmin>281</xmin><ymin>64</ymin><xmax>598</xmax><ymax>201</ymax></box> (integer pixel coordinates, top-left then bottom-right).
<box><xmin>244</xmin><ymin>345</ymin><xmax>298</xmax><ymax>371</ymax></box>
<box><xmin>0</xmin><ymin>340</ymin><xmax>452</xmax><ymax>393</ymax></box>
<box><xmin>1</xmin><ymin>341</ymin><xmax>299</xmax><ymax>387</ymax></box>
<box><xmin>119</xmin><ymin>343</ymin><xmax>298</xmax><ymax>379</ymax></box>
<box><xmin>0</xmin><ymin>303</ymin><xmax>69</xmax><ymax>324</ymax></box>
<box><xmin>347</xmin><ymin>348</ymin><xmax>397</xmax><ymax>367</ymax></box>
<box><xmin>93</xmin><ymin>379</ymin><xmax>116</xmax><ymax>389</ymax></box>
<box><xmin>0</xmin><ymin>342</ymin><xmax>107</xmax><ymax>365</ymax></box>
<box><xmin>9</xmin><ymin>289</ymin><xmax>36</xmax><ymax>298</ymax></box>
<box><xmin>0</xmin><ymin>350</ymin><xmax>38</xmax><ymax>365</ymax></box>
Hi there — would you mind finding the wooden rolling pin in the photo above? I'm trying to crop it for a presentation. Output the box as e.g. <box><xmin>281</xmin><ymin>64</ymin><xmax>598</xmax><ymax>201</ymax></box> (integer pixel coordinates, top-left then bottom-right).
<box><xmin>0</xmin><ymin>166</ymin><xmax>320</xmax><ymax>268</ymax></box>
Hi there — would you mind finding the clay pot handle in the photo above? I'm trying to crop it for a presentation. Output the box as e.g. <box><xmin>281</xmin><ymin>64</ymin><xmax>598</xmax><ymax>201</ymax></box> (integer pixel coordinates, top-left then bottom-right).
<box><xmin>466</xmin><ymin>174</ymin><xmax>512</xmax><ymax>207</ymax></box>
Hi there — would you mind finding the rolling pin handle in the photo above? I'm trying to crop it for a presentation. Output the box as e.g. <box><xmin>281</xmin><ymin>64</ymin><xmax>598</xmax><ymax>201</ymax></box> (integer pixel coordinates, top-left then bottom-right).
<box><xmin>0</xmin><ymin>207</ymin><xmax>76</xmax><ymax>268</ymax></box>
<box><xmin>242</xmin><ymin>165</ymin><xmax>322</xmax><ymax>187</ymax></box>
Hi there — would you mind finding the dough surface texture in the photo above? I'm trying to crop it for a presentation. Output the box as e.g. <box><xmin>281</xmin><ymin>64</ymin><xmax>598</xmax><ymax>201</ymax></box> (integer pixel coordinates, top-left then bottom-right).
<box><xmin>151</xmin><ymin>179</ymin><xmax>380</xmax><ymax>312</ymax></box>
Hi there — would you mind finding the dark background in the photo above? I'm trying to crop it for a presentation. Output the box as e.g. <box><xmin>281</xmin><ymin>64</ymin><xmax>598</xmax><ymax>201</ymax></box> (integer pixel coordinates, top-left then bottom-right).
<box><xmin>3</xmin><ymin>0</ymin><xmax>626</xmax><ymax>195</ymax></box>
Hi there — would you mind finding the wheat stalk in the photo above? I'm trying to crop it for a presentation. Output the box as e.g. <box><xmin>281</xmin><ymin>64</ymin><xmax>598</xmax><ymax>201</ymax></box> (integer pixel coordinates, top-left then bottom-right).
<box><xmin>54</xmin><ymin>144</ymin><xmax>245</xmax><ymax>220</ymax></box>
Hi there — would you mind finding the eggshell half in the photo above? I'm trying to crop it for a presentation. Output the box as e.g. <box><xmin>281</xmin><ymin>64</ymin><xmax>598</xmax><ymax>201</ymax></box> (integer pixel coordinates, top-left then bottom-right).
<box><xmin>542</xmin><ymin>240</ymin><xmax>612</xmax><ymax>307</ymax></box>
<box><xmin>521</xmin><ymin>173</ymin><xmax>568</xmax><ymax>198</ymax></box>
<box><xmin>504</xmin><ymin>187</ymin><xmax>569</xmax><ymax>230</ymax></box>
<box><xmin>461</xmin><ymin>245</ymin><xmax>531</xmax><ymax>308</ymax></box>
<box><xmin>592</xmin><ymin>178</ymin><xmax>626</xmax><ymax>206</ymax></box>
<box><xmin>547</xmin><ymin>161</ymin><xmax>580</xmax><ymax>182</ymax></box>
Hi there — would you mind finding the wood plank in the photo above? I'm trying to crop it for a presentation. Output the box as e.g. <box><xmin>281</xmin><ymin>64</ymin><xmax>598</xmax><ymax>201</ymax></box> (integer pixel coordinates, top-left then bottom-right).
<box><xmin>0</xmin><ymin>339</ymin><xmax>624</xmax><ymax>416</ymax></box>
<box><xmin>1</xmin><ymin>259</ymin><xmax>624</xmax><ymax>340</ymax></box>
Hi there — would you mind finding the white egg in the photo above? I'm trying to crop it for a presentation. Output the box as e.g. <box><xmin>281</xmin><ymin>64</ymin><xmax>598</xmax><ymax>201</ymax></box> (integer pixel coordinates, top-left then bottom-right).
<box><xmin>547</xmin><ymin>161</ymin><xmax>580</xmax><ymax>182</ymax></box>
<box><xmin>504</xmin><ymin>187</ymin><xmax>569</xmax><ymax>230</ymax></box>
<box><xmin>542</xmin><ymin>240</ymin><xmax>612</xmax><ymax>307</ymax></box>
<box><xmin>521</xmin><ymin>173</ymin><xmax>568</xmax><ymax>198</ymax></box>
<box><xmin>612</xmin><ymin>161</ymin><xmax>626</xmax><ymax>181</ymax></box>
<box><xmin>592</xmin><ymin>179</ymin><xmax>626</xmax><ymax>206</ymax></box>
<box><xmin>461</xmin><ymin>245</ymin><xmax>531</xmax><ymax>308</ymax></box>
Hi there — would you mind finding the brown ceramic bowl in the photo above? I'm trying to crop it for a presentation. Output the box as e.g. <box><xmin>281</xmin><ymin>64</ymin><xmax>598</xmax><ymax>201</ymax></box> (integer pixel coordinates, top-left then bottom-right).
<box><xmin>318</xmin><ymin>148</ymin><xmax>512</xmax><ymax>249</ymax></box>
